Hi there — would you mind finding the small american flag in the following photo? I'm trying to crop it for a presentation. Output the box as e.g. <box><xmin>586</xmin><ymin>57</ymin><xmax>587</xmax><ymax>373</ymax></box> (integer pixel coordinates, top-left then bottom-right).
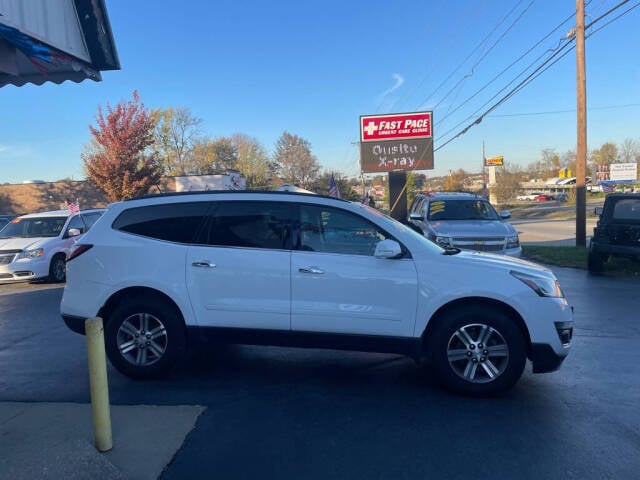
<box><xmin>67</xmin><ymin>199</ymin><xmax>80</xmax><ymax>214</ymax></box>
<box><xmin>329</xmin><ymin>173</ymin><xmax>340</xmax><ymax>198</ymax></box>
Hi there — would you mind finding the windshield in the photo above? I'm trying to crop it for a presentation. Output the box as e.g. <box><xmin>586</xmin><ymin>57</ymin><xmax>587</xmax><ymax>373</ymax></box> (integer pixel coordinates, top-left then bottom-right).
<box><xmin>427</xmin><ymin>199</ymin><xmax>500</xmax><ymax>221</ymax></box>
<box><xmin>0</xmin><ymin>216</ymin><xmax>67</xmax><ymax>239</ymax></box>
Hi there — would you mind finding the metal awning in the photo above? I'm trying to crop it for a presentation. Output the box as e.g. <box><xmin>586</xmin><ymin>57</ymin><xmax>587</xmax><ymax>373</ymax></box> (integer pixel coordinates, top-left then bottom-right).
<box><xmin>0</xmin><ymin>0</ymin><xmax>119</xmax><ymax>88</ymax></box>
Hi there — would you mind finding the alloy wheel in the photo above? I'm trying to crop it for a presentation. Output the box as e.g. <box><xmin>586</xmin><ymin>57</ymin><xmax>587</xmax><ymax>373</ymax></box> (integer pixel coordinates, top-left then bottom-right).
<box><xmin>446</xmin><ymin>323</ymin><xmax>510</xmax><ymax>383</ymax></box>
<box><xmin>116</xmin><ymin>312</ymin><xmax>168</xmax><ymax>366</ymax></box>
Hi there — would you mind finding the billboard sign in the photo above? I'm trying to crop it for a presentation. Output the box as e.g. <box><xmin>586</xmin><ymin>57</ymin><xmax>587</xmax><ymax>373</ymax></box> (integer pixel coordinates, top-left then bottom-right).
<box><xmin>609</xmin><ymin>163</ymin><xmax>638</xmax><ymax>183</ymax></box>
<box><xmin>484</xmin><ymin>156</ymin><xmax>504</xmax><ymax>166</ymax></box>
<box><xmin>360</xmin><ymin>111</ymin><xmax>433</xmax><ymax>173</ymax></box>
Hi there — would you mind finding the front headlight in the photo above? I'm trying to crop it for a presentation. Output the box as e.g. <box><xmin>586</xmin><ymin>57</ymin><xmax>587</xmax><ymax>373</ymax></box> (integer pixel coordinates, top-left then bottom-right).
<box><xmin>510</xmin><ymin>270</ymin><xmax>564</xmax><ymax>298</ymax></box>
<box><xmin>506</xmin><ymin>235</ymin><xmax>520</xmax><ymax>248</ymax></box>
<box><xmin>17</xmin><ymin>248</ymin><xmax>44</xmax><ymax>260</ymax></box>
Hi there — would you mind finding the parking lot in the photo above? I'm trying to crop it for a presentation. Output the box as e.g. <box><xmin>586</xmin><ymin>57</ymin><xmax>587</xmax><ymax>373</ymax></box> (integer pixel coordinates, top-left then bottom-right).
<box><xmin>1</xmin><ymin>264</ymin><xmax>639</xmax><ymax>479</ymax></box>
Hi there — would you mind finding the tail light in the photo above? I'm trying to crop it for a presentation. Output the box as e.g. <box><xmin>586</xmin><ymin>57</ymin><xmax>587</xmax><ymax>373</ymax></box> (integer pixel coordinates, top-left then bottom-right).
<box><xmin>67</xmin><ymin>244</ymin><xmax>93</xmax><ymax>262</ymax></box>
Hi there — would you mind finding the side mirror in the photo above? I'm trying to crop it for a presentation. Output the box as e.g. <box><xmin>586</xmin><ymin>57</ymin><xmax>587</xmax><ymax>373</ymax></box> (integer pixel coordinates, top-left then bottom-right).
<box><xmin>500</xmin><ymin>210</ymin><xmax>511</xmax><ymax>219</ymax></box>
<box><xmin>374</xmin><ymin>239</ymin><xmax>402</xmax><ymax>259</ymax></box>
<box><xmin>594</xmin><ymin>207</ymin><xmax>603</xmax><ymax>216</ymax></box>
<box><xmin>66</xmin><ymin>228</ymin><xmax>81</xmax><ymax>238</ymax></box>
<box><xmin>408</xmin><ymin>212</ymin><xmax>423</xmax><ymax>221</ymax></box>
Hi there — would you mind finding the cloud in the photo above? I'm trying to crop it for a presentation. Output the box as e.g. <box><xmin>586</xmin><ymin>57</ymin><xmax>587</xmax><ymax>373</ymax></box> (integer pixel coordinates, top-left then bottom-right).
<box><xmin>378</xmin><ymin>73</ymin><xmax>405</xmax><ymax>100</ymax></box>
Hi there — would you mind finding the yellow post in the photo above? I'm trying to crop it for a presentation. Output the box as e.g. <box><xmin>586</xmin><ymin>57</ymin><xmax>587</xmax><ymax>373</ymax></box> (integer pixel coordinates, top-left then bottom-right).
<box><xmin>85</xmin><ymin>317</ymin><xmax>113</xmax><ymax>452</ymax></box>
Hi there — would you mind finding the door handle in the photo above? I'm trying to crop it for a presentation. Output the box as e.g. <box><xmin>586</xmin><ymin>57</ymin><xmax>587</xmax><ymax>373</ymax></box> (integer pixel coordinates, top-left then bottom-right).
<box><xmin>299</xmin><ymin>266</ymin><xmax>324</xmax><ymax>274</ymax></box>
<box><xmin>192</xmin><ymin>261</ymin><xmax>216</xmax><ymax>268</ymax></box>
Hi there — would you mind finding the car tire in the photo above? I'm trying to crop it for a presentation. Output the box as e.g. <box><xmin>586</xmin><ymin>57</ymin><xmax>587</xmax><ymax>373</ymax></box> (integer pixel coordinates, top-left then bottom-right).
<box><xmin>48</xmin><ymin>253</ymin><xmax>66</xmax><ymax>283</ymax></box>
<box><xmin>427</xmin><ymin>306</ymin><xmax>527</xmax><ymax>396</ymax></box>
<box><xmin>588</xmin><ymin>250</ymin><xmax>606</xmax><ymax>273</ymax></box>
<box><xmin>104</xmin><ymin>295</ymin><xmax>187</xmax><ymax>379</ymax></box>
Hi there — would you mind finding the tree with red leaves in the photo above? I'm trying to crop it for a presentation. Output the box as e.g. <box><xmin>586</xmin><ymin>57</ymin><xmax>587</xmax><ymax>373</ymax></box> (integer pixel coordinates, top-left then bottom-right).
<box><xmin>82</xmin><ymin>91</ymin><xmax>163</xmax><ymax>202</ymax></box>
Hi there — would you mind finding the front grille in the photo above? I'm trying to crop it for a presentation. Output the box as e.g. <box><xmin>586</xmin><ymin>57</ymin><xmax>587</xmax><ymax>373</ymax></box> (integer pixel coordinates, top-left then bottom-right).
<box><xmin>0</xmin><ymin>251</ymin><xmax>19</xmax><ymax>265</ymax></box>
<box><xmin>451</xmin><ymin>237</ymin><xmax>505</xmax><ymax>252</ymax></box>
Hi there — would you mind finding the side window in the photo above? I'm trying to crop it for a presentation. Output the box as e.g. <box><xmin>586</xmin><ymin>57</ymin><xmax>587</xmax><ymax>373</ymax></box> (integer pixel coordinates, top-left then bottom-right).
<box><xmin>199</xmin><ymin>201</ymin><xmax>292</xmax><ymax>250</ymax></box>
<box><xmin>83</xmin><ymin>212</ymin><xmax>103</xmax><ymax>229</ymax></box>
<box><xmin>113</xmin><ymin>202</ymin><xmax>210</xmax><ymax>243</ymax></box>
<box><xmin>66</xmin><ymin>215</ymin><xmax>86</xmax><ymax>235</ymax></box>
<box><xmin>296</xmin><ymin>205</ymin><xmax>387</xmax><ymax>256</ymax></box>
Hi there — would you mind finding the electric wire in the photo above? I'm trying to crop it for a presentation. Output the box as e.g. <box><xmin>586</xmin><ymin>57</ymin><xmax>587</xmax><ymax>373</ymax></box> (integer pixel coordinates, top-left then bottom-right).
<box><xmin>433</xmin><ymin>0</ymin><xmax>638</xmax><ymax>152</ymax></box>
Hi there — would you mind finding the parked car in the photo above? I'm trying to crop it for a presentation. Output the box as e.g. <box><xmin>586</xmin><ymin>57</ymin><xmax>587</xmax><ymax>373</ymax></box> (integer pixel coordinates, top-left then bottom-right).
<box><xmin>534</xmin><ymin>194</ymin><xmax>553</xmax><ymax>202</ymax></box>
<box><xmin>516</xmin><ymin>192</ymin><xmax>542</xmax><ymax>201</ymax></box>
<box><xmin>554</xmin><ymin>193</ymin><xmax>569</xmax><ymax>202</ymax></box>
<box><xmin>60</xmin><ymin>191</ymin><xmax>573</xmax><ymax>395</ymax></box>
<box><xmin>588</xmin><ymin>193</ymin><xmax>640</xmax><ymax>273</ymax></box>
<box><xmin>0</xmin><ymin>215</ymin><xmax>17</xmax><ymax>230</ymax></box>
<box><xmin>408</xmin><ymin>192</ymin><xmax>522</xmax><ymax>257</ymax></box>
<box><xmin>0</xmin><ymin>208</ymin><xmax>105</xmax><ymax>283</ymax></box>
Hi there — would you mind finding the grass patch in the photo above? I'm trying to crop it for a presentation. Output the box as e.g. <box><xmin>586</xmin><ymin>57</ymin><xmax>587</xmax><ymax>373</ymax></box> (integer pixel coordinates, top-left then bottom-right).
<box><xmin>522</xmin><ymin>246</ymin><xmax>588</xmax><ymax>269</ymax></box>
<box><xmin>522</xmin><ymin>245</ymin><xmax>640</xmax><ymax>277</ymax></box>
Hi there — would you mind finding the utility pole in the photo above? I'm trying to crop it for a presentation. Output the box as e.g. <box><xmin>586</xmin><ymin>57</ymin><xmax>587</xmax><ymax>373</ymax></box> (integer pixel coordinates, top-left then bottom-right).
<box><xmin>575</xmin><ymin>0</ymin><xmax>587</xmax><ymax>246</ymax></box>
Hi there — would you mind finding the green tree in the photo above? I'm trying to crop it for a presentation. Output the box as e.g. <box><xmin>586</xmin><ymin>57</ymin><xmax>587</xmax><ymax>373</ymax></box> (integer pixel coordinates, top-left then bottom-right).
<box><xmin>273</xmin><ymin>131</ymin><xmax>320</xmax><ymax>188</ymax></box>
<box><xmin>82</xmin><ymin>91</ymin><xmax>162</xmax><ymax>202</ymax></box>
<box><xmin>152</xmin><ymin>107</ymin><xmax>202</xmax><ymax>175</ymax></box>
<box><xmin>191</xmin><ymin>137</ymin><xmax>238</xmax><ymax>174</ymax></box>
<box><xmin>232</xmin><ymin>133</ymin><xmax>273</xmax><ymax>189</ymax></box>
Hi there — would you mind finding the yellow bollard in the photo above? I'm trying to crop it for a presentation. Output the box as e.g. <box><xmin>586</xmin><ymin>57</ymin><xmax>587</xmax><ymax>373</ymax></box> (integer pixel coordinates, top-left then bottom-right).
<box><xmin>85</xmin><ymin>317</ymin><xmax>113</xmax><ymax>452</ymax></box>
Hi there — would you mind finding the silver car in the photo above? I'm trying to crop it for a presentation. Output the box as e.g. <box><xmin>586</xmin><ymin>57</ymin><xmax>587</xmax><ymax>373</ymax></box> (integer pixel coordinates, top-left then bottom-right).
<box><xmin>408</xmin><ymin>192</ymin><xmax>522</xmax><ymax>256</ymax></box>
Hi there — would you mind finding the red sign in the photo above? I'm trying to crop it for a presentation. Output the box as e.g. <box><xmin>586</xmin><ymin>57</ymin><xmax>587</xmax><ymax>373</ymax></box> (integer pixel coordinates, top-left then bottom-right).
<box><xmin>360</xmin><ymin>112</ymin><xmax>432</xmax><ymax>142</ymax></box>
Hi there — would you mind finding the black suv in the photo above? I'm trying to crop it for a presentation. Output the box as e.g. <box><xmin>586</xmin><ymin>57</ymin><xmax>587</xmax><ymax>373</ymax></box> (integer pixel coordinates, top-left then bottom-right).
<box><xmin>588</xmin><ymin>193</ymin><xmax>640</xmax><ymax>273</ymax></box>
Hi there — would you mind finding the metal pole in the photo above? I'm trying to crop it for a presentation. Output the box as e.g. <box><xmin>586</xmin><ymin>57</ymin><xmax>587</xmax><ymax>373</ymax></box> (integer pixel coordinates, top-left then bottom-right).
<box><xmin>575</xmin><ymin>0</ymin><xmax>587</xmax><ymax>246</ymax></box>
<box><xmin>85</xmin><ymin>317</ymin><xmax>113</xmax><ymax>452</ymax></box>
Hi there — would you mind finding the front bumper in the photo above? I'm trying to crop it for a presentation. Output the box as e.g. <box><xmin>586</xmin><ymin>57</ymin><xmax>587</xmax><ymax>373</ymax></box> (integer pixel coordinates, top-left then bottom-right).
<box><xmin>62</xmin><ymin>314</ymin><xmax>87</xmax><ymax>335</ymax></box>
<box><xmin>0</xmin><ymin>259</ymin><xmax>49</xmax><ymax>283</ymax></box>
<box><xmin>530</xmin><ymin>343</ymin><xmax>569</xmax><ymax>373</ymax></box>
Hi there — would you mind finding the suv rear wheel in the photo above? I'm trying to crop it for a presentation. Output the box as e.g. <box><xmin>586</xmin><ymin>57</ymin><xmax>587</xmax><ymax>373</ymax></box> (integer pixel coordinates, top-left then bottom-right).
<box><xmin>104</xmin><ymin>296</ymin><xmax>186</xmax><ymax>379</ymax></box>
<box><xmin>428</xmin><ymin>306</ymin><xmax>527</xmax><ymax>396</ymax></box>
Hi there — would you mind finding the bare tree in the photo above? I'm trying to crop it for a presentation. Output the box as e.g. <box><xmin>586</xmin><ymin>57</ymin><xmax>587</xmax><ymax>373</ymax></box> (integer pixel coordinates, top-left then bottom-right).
<box><xmin>152</xmin><ymin>107</ymin><xmax>202</xmax><ymax>175</ymax></box>
<box><xmin>273</xmin><ymin>132</ymin><xmax>320</xmax><ymax>188</ymax></box>
<box><xmin>619</xmin><ymin>138</ymin><xmax>639</xmax><ymax>163</ymax></box>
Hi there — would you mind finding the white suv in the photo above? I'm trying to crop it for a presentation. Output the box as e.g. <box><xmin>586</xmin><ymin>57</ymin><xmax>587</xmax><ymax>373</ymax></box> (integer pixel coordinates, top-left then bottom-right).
<box><xmin>0</xmin><ymin>209</ymin><xmax>105</xmax><ymax>283</ymax></box>
<box><xmin>61</xmin><ymin>192</ymin><xmax>573</xmax><ymax>395</ymax></box>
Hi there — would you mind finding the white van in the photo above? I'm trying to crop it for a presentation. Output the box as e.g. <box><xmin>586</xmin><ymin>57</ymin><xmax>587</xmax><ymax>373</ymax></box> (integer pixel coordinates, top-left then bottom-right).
<box><xmin>0</xmin><ymin>209</ymin><xmax>105</xmax><ymax>283</ymax></box>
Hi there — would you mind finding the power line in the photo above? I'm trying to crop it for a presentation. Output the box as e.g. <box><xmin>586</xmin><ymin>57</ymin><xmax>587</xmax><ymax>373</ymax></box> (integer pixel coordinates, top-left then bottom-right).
<box><xmin>488</xmin><ymin>102</ymin><xmax>640</xmax><ymax>117</ymax></box>
<box><xmin>413</xmin><ymin>0</ymin><xmax>529</xmax><ymax>110</ymax></box>
<box><xmin>434</xmin><ymin>0</ymin><xmax>639</xmax><ymax>152</ymax></box>
<box><xmin>436</xmin><ymin>10</ymin><xmax>575</xmax><ymax>127</ymax></box>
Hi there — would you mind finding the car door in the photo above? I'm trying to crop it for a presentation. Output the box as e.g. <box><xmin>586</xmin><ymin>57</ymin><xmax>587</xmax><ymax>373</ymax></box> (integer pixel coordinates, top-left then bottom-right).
<box><xmin>291</xmin><ymin>203</ymin><xmax>418</xmax><ymax>337</ymax></box>
<box><xmin>186</xmin><ymin>200</ymin><xmax>293</xmax><ymax>330</ymax></box>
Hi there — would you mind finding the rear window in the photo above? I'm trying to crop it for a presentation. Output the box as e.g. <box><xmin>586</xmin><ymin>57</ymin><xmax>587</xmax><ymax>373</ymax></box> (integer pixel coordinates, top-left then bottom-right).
<box><xmin>113</xmin><ymin>202</ymin><xmax>209</xmax><ymax>243</ymax></box>
<box><xmin>612</xmin><ymin>199</ymin><xmax>640</xmax><ymax>221</ymax></box>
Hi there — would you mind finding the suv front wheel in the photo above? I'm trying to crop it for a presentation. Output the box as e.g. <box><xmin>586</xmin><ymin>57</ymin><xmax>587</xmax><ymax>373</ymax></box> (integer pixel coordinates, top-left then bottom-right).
<box><xmin>428</xmin><ymin>306</ymin><xmax>527</xmax><ymax>396</ymax></box>
<box><xmin>104</xmin><ymin>295</ymin><xmax>186</xmax><ymax>379</ymax></box>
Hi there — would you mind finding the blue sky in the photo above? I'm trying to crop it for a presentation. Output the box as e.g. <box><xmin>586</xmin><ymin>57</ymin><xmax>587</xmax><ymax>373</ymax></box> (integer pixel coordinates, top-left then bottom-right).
<box><xmin>1</xmin><ymin>0</ymin><xmax>638</xmax><ymax>184</ymax></box>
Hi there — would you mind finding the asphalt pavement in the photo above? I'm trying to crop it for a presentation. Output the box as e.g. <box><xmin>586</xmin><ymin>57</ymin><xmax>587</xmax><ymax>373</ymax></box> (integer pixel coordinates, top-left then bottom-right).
<box><xmin>1</xmin><ymin>261</ymin><xmax>640</xmax><ymax>479</ymax></box>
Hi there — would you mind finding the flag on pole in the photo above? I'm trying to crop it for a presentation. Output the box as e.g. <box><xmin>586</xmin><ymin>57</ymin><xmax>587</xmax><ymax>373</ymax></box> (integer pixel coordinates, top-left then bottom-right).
<box><xmin>66</xmin><ymin>198</ymin><xmax>80</xmax><ymax>214</ymax></box>
<box><xmin>329</xmin><ymin>173</ymin><xmax>340</xmax><ymax>198</ymax></box>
